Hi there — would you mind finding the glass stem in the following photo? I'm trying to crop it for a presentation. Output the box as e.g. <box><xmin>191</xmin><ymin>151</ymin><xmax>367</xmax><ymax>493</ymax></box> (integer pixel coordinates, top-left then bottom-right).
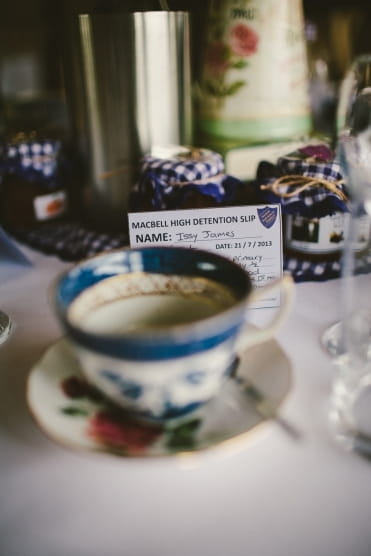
<box><xmin>341</xmin><ymin>200</ymin><xmax>364</xmax><ymax>354</ymax></box>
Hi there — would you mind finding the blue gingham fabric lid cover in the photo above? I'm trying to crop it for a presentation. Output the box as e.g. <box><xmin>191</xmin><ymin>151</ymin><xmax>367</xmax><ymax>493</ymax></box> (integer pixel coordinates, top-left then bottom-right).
<box><xmin>132</xmin><ymin>146</ymin><xmax>240</xmax><ymax>210</ymax></box>
<box><xmin>1</xmin><ymin>138</ymin><xmax>62</xmax><ymax>187</ymax></box>
<box><xmin>256</xmin><ymin>144</ymin><xmax>349</xmax><ymax>218</ymax></box>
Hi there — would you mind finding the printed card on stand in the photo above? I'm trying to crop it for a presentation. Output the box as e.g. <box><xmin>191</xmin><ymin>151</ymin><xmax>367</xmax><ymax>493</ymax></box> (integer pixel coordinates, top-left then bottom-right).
<box><xmin>128</xmin><ymin>205</ymin><xmax>283</xmax><ymax>309</ymax></box>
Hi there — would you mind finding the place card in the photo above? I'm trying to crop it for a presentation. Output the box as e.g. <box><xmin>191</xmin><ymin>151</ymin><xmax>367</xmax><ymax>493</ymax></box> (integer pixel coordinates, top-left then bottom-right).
<box><xmin>128</xmin><ymin>205</ymin><xmax>282</xmax><ymax>308</ymax></box>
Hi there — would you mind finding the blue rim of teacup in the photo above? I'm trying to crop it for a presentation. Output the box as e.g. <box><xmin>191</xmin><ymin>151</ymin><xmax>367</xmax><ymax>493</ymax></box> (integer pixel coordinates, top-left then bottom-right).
<box><xmin>53</xmin><ymin>246</ymin><xmax>252</xmax><ymax>361</ymax></box>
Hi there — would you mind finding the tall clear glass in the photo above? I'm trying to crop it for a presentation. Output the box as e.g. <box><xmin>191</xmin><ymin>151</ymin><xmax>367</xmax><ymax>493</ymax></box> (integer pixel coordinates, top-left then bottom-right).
<box><xmin>322</xmin><ymin>54</ymin><xmax>371</xmax><ymax>357</ymax></box>
<box><xmin>328</xmin><ymin>55</ymin><xmax>371</xmax><ymax>454</ymax></box>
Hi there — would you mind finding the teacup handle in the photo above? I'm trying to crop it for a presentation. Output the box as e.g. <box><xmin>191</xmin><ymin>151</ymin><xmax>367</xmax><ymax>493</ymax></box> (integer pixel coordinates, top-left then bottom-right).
<box><xmin>236</xmin><ymin>273</ymin><xmax>295</xmax><ymax>352</ymax></box>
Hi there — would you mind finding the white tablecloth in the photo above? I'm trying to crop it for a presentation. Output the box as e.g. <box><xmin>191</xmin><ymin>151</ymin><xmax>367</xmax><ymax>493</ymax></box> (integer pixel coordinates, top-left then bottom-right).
<box><xmin>1</xmin><ymin>241</ymin><xmax>371</xmax><ymax>556</ymax></box>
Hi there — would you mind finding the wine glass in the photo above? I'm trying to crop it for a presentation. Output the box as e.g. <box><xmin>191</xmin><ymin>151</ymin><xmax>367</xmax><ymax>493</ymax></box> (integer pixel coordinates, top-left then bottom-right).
<box><xmin>328</xmin><ymin>143</ymin><xmax>371</xmax><ymax>455</ymax></box>
<box><xmin>336</xmin><ymin>54</ymin><xmax>371</xmax><ymax>140</ymax></box>
<box><xmin>325</xmin><ymin>54</ymin><xmax>371</xmax><ymax>454</ymax></box>
<box><xmin>322</xmin><ymin>54</ymin><xmax>371</xmax><ymax>357</ymax></box>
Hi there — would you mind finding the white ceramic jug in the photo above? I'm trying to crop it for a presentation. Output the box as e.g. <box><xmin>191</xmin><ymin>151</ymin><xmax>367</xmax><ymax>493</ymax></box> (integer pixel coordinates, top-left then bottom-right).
<box><xmin>197</xmin><ymin>0</ymin><xmax>311</xmax><ymax>149</ymax></box>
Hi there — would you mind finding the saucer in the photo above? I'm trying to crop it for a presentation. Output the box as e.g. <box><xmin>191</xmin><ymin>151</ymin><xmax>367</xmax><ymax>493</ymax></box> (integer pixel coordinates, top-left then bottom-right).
<box><xmin>27</xmin><ymin>331</ymin><xmax>292</xmax><ymax>458</ymax></box>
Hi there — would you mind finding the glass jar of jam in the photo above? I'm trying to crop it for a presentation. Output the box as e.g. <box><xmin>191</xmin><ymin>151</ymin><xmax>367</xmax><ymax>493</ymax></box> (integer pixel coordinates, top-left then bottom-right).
<box><xmin>0</xmin><ymin>132</ymin><xmax>68</xmax><ymax>231</ymax></box>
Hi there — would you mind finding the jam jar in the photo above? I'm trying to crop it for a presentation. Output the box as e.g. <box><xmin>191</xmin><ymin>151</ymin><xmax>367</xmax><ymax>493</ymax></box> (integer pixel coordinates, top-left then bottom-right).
<box><xmin>130</xmin><ymin>145</ymin><xmax>242</xmax><ymax>211</ymax></box>
<box><xmin>0</xmin><ymin>132</ymin><xmax>68</xmax><ymax>231</ymax></box>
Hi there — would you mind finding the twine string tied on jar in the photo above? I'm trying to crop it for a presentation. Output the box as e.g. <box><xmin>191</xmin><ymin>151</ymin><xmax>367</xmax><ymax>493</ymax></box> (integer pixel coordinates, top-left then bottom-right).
<box><xmin>260</xmin><ymin>174</ymin><xmax>348</xmax><ymax>201</ymax></box>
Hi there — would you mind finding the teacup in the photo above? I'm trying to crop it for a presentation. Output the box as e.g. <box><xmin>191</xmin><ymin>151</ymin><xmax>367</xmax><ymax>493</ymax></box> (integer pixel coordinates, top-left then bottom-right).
<box><xmin>54</xmin><ymin>246</ymin><xmax>294</xmax><ymax>423</ymax></box>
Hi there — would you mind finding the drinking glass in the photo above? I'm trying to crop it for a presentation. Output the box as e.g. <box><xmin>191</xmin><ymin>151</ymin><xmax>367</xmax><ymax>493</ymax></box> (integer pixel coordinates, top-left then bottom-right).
<box><xmin>327</xmin><ymin>55</ymin><xmax>371</xmax><ymax>454</ymax></box>
<box><xmin>322</xmin><ymin>54</ymin><xmax>371</xmax><ymax>357</ymax></box>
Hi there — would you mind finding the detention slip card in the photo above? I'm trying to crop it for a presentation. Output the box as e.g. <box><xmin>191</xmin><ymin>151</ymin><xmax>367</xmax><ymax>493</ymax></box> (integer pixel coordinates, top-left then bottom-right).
<box><xmin>128</xmin><ymin>205</ymin><xmax>283</xmax><ymax>309</ymax></box>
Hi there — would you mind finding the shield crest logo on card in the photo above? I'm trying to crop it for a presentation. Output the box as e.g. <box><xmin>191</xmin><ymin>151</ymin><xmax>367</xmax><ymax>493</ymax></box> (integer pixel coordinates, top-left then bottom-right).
<box><xmin>257</xmin><ymin>206</ymin><xmax>278</xmax><ymax>229</ymax></box>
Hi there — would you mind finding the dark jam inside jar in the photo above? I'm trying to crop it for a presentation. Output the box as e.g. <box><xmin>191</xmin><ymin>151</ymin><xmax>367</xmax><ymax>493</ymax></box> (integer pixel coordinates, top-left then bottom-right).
<box><xmin>0</xmin><ymin>133</ymin><xmax>68</xmax><ymax>231</ymax></box>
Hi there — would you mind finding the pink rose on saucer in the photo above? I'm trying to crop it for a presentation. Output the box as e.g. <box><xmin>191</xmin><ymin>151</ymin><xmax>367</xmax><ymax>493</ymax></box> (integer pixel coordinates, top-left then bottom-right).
<box><xmin>230</xmin><ymin>23</ymin><xmax>259</xmax><ymax>57</ymax></box>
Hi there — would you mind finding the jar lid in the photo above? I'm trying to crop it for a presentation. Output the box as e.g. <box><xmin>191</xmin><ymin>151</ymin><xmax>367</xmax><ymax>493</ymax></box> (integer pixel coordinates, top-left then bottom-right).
<box><xmin>1</xmin><ymin>138</ymin><xmax>61</xmax><ymax>187</ymax></box>
<box><xmin>132</xmin><ymin>145</ymin><xmax>240</xmax><ymax>211</ymax></box>
<box><xmin>141</xmin><ymin>146</ymin><xmax>225</xmax><ymax>184</ymax></box>
<box><xmin>257</xmin><ymin>143</ymin><xmax>349</xmax><ymax>218</ymax></box>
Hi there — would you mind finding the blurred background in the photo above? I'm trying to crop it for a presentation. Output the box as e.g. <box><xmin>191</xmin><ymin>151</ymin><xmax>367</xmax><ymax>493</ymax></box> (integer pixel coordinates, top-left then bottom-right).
<box><xmin>1</xmin><ymin>0</ymin><xmax>371</xmax><ymax>140</ymax></box>
<box><xmin>1</xmin><ymin>0</ymin><xmax>371</xmax><ymax>237</ymax></box>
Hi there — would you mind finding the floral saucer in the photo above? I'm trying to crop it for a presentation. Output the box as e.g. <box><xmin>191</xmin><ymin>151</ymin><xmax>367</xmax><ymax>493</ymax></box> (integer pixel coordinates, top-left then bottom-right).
<box><xmin>27</xmin><ymin>332</ymin><xmax>292</xmax><ymax>458</ymax></box>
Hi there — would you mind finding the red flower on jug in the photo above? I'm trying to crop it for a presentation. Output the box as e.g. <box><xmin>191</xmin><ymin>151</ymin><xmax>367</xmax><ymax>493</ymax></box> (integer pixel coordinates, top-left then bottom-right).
<box><xmin>199</xmin><ymin>19</ymin><xmax>259</xmax><ymax>101</ymax></box>
<box><xmin>229</xmin><ymin>23</ymin><xmax>259</xmax><ymax>57</ymax></box>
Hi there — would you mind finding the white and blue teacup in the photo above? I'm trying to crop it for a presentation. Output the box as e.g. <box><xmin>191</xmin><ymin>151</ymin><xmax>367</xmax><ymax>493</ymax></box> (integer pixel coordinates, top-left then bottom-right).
<box><xmin>54</xmin><ymin>246</ymin><xmax>293</xmax><ymax>424</ymax></box>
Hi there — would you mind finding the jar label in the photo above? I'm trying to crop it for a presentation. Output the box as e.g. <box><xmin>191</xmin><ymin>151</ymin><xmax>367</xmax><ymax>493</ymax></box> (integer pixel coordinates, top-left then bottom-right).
<box><xmin>285</xmin><ymin>213</ymin><xmax>370</xmax><ymax>254</ymax></box>
<box><xmin>33</xmin><ymin>191</ymin><xmax>67</xmax><ymax>221</ymax></box>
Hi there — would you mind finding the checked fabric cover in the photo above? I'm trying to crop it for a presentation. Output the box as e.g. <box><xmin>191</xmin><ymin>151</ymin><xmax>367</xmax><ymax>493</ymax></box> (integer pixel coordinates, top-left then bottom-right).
<box><xmin>130</xmin><ymin>148</ymin><xmax>241</xmax><ymax>211</ymax></box>
<box><xmin>256</xmin><ymin>144</ymin><xmax>371</xmax><ymax>282</ymax></box>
